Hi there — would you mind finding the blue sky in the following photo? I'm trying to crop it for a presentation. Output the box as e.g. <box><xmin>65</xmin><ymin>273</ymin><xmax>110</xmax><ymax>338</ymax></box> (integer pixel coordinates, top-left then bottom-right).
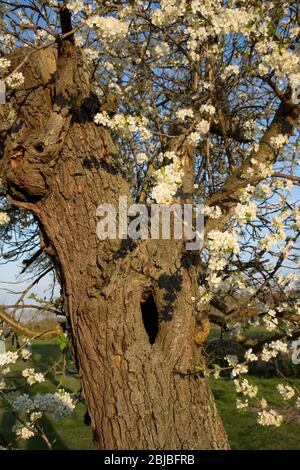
<box><xmin>0</xmin><ymin>260</ymin><xmax>55</xmax><ymax>305</ymax></box>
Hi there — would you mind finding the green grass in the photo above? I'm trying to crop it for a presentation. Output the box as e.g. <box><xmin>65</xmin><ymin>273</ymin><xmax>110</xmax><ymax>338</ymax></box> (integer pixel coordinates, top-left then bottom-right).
<box><xmin>0</xmin><ymin>340</ymin><xmax>94</xmax><ymax>450</ymax></box>
<box><xmin>211</xmin><ymin>376</ymin><xmax>300</xmax><ymax>449</ymax></box>
<box><xmin>1</xmin><ymin>340</ymin><xmax>300</xmax><ymax>449</ymax></box>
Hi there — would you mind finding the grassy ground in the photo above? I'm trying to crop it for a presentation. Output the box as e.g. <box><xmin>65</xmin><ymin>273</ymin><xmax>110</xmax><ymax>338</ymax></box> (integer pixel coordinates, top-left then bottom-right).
<box><xmin>211</xmin><ymin>376</ymin><xmax>300</xmax><ymax>450</ymax></box>
<box><xmin>1</xmin><ymin>340</ymin><xmax>300</xmax><ymax>449</ymax></box>
<box><xmin>0</xmin><ymin>340</ymin><xmax>94</xmax><ymax>450</ymax></box>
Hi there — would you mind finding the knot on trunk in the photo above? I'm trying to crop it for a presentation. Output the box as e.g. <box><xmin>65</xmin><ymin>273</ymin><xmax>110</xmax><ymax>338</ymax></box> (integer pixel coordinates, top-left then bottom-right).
<box><xmin>5</xmin><ymin>146</ymin><xmax>48</xmax><ymax>201</ymax></box>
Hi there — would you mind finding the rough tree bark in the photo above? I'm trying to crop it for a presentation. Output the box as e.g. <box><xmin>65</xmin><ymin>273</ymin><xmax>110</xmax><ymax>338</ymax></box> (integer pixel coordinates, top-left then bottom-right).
<box><xmin>0</xmin><ymin>39</ymin><xmax>229</xmax><ymax>449</ymax></box>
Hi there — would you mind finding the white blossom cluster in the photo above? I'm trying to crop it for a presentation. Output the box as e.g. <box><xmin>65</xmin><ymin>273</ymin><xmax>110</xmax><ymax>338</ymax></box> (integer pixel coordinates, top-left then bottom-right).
<box><xmin>225</xmin><ymin>355</ymin><xmax>248</xmax><ymax>378</ymax></box>
<box><xmin>188</xmin><ymin>119</ymin><xmax>210</xmax><ymax>145</ymax></box>
<box><xmin>0</xmin><ymin>351</ymin><xmax>18</xmax><ymax>367</ymax></box>
<box><xmin>270</xmin><ymin>134</ymin><xmax>289</xmax><ymax>150</ymax></box>
<box><xmin>151</xmin><ymin>0</ymin><xmax>186</xmax><ymax>27</ymax></box>
<box><xmin>260</xmin><ymin>211</ymin><xmax>289</xmax><ymax>251</ymax></box>
<box><xmin>234</xmin><ymin>201</ymin><xmax>257</xmax><ymax>225</ymax></box>
<box><xmin>247</xmin><ymin>159</ymin><xmax>274</xmax><ymax>179</ymax></box>
<box><xmin>154</xmin><ymin>42</ymin><xmax>170</xmax><ymax>59</ymax></box>
<box><xmin>231</xmin><ymin>363</ymin><xmax>249</xmax><ymax>378</ymax></box>
<box><xmin>277</xmin><ymin>384</ymin><xmax>295</xmax><ymax>401</ymax></box>
<box><xmin>94</xmin><ymin>112</ymin><xmax>151</xmax><ymax>140</ymax></box>
<box><xmin>234</xmin><ymin>378</ymin><xmax>258</xmax><ymax>398</ymax></box>
<box><xmin>0</xmin><ymin>212</ymin><xmax>10</xmax><ymax>225</ymax></box>
<box><xmin>207</xmin><ymin>230</ymin><xmax>240</xmax><ymax>257</ymax></box>
<box><xmin>262</xmin><ymin>309</ymin><xmax>279</xmax><ymax>332</ymax></box>
<box><xmin>236</xmin><ymin>398</ymin><xmax>248</xmax><ymax>411</ymax></box>
<box><xmin>197</xmin><ymin>285</ymin><xmax>213</xmax><ymax>306</ymax></box>
<box><xmin>244</xmin><ymin>349</ymin><xmax>258</xmax><ymax>362</ymax></box>
<box><xmin>20</xmin><ymin>344</ymin><xmax>32</xmax><ymax>360</ymax></box>
<box><xmin>86</xmin><ymin>16</ymin><xmax>128</xmax><ymax>43</ymax></box>
<box><xmin>183</xmin><ymin>1</ymin><xmax>256</xmax><ymax>59</ymax></box>
<box><xmin>5</xmin><ymin>72</ymin><xmax>25</xmax><ymax>89</ymax></box>
<box><xmin>67</xmin><ymin>0</ymin><xmax>84</xmax><ymax>14</ymax></box>
<box><xmin>261</xmin><ymin>340</ymin><xmax>288</xmax><ymax>362</ymax></box>
<box><xmin>196</xmin><ymin>229</ymin><xmax>241</xmax><ymax>305</ymax></box>
<box><xmin>136</xmin><ymin>152</ymin><xmax>148</xmax><ymax>164</ymax></box>
<box><xmin>22</xmin><ymin>368</ymin><xmax>45</xmax><ymax>386</ymax></box>
<box><xmin>11</xmin><ymin>411</ymin><xmax>43</xmax><ymax>441</ymax></box>
<box><xmin>151</xmin><ymin>153</ymin><xmax>184</xmax><ymax>204</ymax></box>
<box><xmin>0</xmin><ymin>58</ymin><xmax>11</xmax><ymax>74</ymax></box>
<box><xmin>12</xmin><ymin>424</ymin><xmax>35</xmax><ymax>440</ymax></box>
<box><xmin>175</xmin><ymin>108</ymin><xmax>194</xmax><ymax>122</ymax></box>
<box><xmin>210</xmin><ymin>7</ymin><xmax>255</xmax><ymax>36</ymax></box>
<box><xmin>199</xmin><ymin>104</ymin><xmax>216</xmax><ymax>116</ymax></box>
<box><xmin>204</xmin><ymin>205</ymin><xmax>222</xmax><ymax>220</ymax></box>
<box><xmin>257</xmin><ymin>409</ymin><xmax>283</xmax><ymax>427</ymax></box>
<box><xmin>255</xmin><ymin>40</ymin><xmax>300</xmax><ymax>105</ymax></box>
<box><xmin>0</xmin><ymin>56</ymin><xmax>24</xmax><ymax>96</ymax></box>
<box><xmin>221</xmin><ymin>65</ymin><xmax>240</xmax><ymax>80</ymax></box>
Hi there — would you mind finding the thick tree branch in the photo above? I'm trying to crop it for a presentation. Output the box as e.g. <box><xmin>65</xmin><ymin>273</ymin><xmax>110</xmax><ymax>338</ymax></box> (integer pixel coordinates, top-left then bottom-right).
<box><xmin>206</xmin><ymin>100</ymin><xmax>300</xmax><ymax>230</ymax></box>
<box><xmin>0</xmin><ymin>307</ymin><xmax>62</xmax><ymax>339</ymax></box>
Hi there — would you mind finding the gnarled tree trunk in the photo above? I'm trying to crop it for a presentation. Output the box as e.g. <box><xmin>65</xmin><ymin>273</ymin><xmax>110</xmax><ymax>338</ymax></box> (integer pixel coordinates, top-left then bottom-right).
<box><xmin>0</xmin><ymin>44</ymin><xmax>229</xmax><ymax>449</ymax></box>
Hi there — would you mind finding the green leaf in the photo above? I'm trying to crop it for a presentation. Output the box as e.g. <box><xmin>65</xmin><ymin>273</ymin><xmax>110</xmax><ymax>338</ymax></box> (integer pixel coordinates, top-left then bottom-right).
<box><xmin>56</xmin><ymin>334</ymin><xmax>69</xmax><ymax>351</ymax></box>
